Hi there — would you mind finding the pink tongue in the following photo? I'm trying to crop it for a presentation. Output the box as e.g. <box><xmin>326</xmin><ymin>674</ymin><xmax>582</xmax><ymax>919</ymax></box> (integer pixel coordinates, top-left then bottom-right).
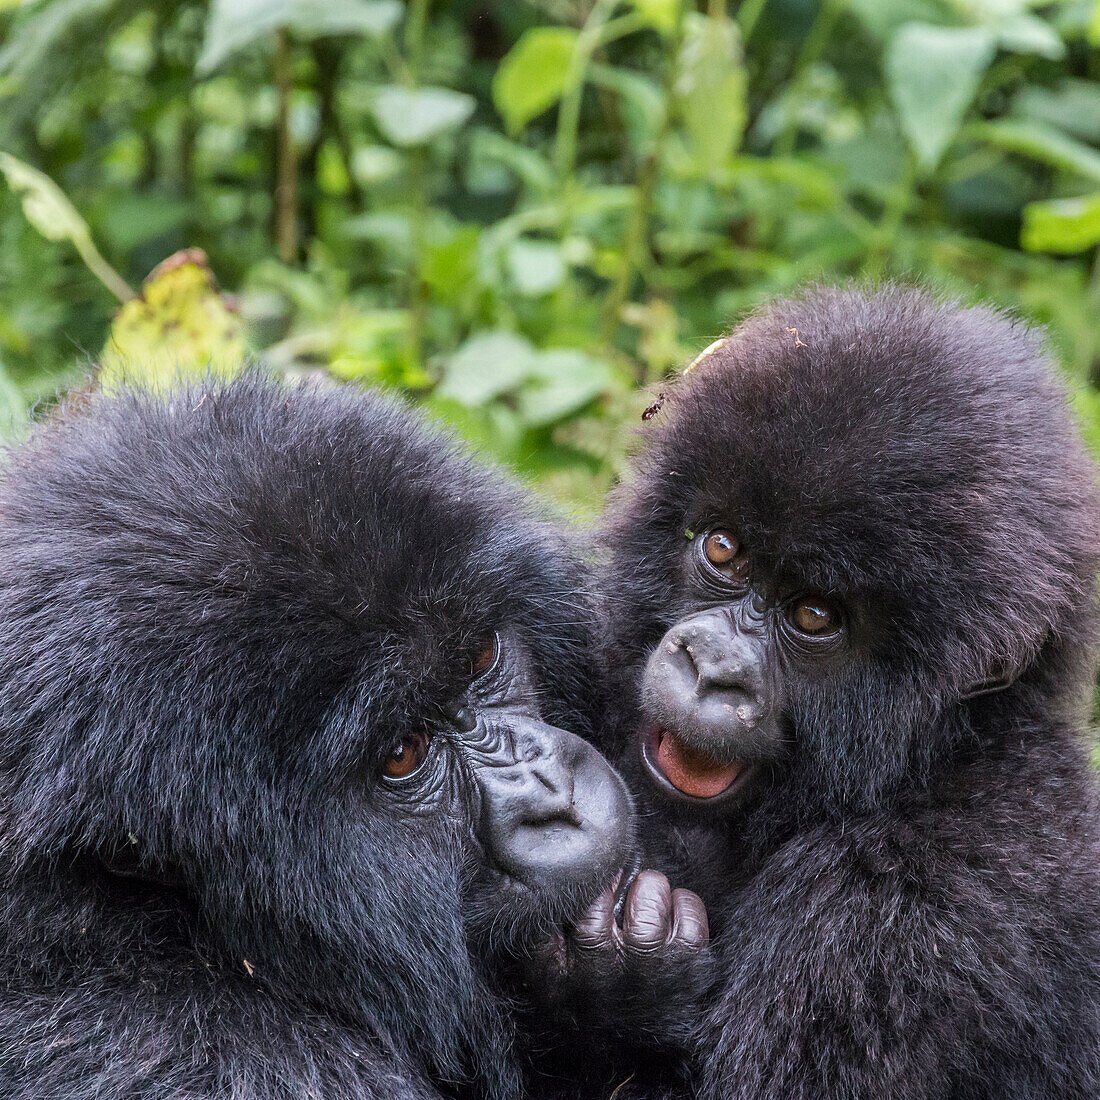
<box><xmin>656</xmin><ymin>730</ymin><xmax>743</xmax><ymax>798</ymax></box>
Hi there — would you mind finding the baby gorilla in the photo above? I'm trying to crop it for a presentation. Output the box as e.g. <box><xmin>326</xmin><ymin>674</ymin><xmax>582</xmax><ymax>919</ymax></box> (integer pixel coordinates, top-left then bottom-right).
<box><xmin>598</xmin><ymin>287</ymin><xmax>1100</xmax><ymax>1098</ymax></box>
<box><xmin>0</xmin><ymin>375</ymin><xmax>652</xmax><ymax>1100</ymax></box>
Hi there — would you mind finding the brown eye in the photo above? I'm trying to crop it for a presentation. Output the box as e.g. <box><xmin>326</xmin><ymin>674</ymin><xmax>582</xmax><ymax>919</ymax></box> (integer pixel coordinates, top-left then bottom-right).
<box><xmin>468</xmin><ymin>633</ymin><xmax>499</xmax><ymax>681</ymax></box>
<box><xmin>700</xmin><ymin>529</ymin><xmax>750</xmax><ymax>584</ymax></box>
<box><xmin>789</xmin><ymin>597</ymin><xmax>837</xmax><ymax>636</ymax></box>
<box><xmin>703</xmin><ymin>530</ymin><xmax>739</xmax><ymax>565</ymax></box>
<box><xmin>382</xmin><ymin>731</ymin><xmax>431</xmax><ymax>780</ymax></box>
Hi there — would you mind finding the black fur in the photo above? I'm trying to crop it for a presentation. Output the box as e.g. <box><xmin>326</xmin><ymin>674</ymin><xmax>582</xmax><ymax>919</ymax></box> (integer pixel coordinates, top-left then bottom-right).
<box><xmin>0</xmin><ymin>374</ymin><xmax>606</xmax><ymax>1099</ymax></box>
<box><xmin>600</xmin><ymin>286</ymin><xmax>1100</xmax><ymax>1098</ymax></box>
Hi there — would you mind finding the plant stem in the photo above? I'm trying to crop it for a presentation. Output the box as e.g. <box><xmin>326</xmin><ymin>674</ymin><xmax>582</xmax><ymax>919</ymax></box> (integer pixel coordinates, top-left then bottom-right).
<box><xmin>774</xmin><ymin>0</ymin><xmax>840</xmax><ymax>157</ymax></box>
<box><xmin>404</xmin><ymin>0</ymin><xmax>433</xmax><ymax>368</ymax></box>
<box><xmin>553</xmin><ymin>0</ymin><xmax>620</xmax><ymax>183</ymax></box>
<box><xmin>602</xmin><ymin>5</ymin><xmax>684</xmax><ymax>350</ymax></box>
<box><xmin>274</xmin><ymin>28</ymin><xmax>298</xmax><ymax>265</ymax></box>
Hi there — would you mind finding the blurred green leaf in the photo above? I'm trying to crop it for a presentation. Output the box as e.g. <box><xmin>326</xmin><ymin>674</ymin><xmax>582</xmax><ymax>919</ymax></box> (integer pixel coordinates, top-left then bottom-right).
<box><xmin>517</xmin><ymin>350</ymin><xmax>619</xmax><ymax>427</ymax></box>
<box><xmin>507</xmin><ymin>239</ymin><xmax>566</xmax><ymax>297</ymax></box>
<box><xmin>1015</xmin><ymin>80</ymin><xmax>1100</xmax><ymax>145</ymax></box>
<box><xmin>100</xmin><ymin>250</ymin><xmax>246</xmax><ymax>387</ymax></box>
<box><xmin>627</xmin><ymin>0</ymin><xmax>681</xmax><ymax>36</ymax></box>
<box><xmin>1021</xmin><ymin>194</ymin><xmax>1100</xmax><ymax>253</ymax></box>
<box><xmin>436</xmin><ymin>330</ymin><xmax>537</xmax><ymax>405</ymax></box>
<box><xmin>492</xmin><ymin>27</ymin><xmax>578</xmax><ymax>135</ymax></box>
<box><xmin>995</xmin><ymin>14</ymin><xmax>1065</xmax><ymax>59</ymax></box>
<box><xmin>589</xmin><ymin>64</ymin><xmax>666</xmax><ymax>154</ymax></box>
<box><xmin>675</xmin><ymin>12</ymin><xmax>747</xmax><ymax>171</ymax></box>
<box><xmin>970</xmin><ymin>119</ymin><xmax>1100</xmax><ymax>184</ymax></box>
<box><xmin>0</xmin><ymin>152</ymin><xmax>132</xmax><ymax>302</ymax></box>
<box><xmin>198</xmin><ymin>0</ymin><xmax>402</xmax><ymax>74</ymax></box>
<box><xmin>369</xmin><ymin>85</ymin><xmax>476</xmax><ymax>147</ymax></box>
<box><xmin>1071</xmin><ymin>386</ymin><xmax>1100</xmax><ymax>459</ymax></box>
<box><xmin>0</xmin><ymin>0</ymin><xmax>117</xmax><ymax>79</ymax></box>
<box><xmin>886</xmin><ymin>24</ymin><xmax>996</xmax><ymax>171</ymax></box>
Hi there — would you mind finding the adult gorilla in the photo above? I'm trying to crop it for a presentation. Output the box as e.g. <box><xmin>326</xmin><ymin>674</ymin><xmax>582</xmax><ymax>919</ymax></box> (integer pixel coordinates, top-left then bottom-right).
<box><xmin>0</xmin><ymin>375</ymin><xmax>638</xmax><ymax>1099</ymax></box>
<box><xmin>595</xmin><ymin>287</ymin><xmax>1100</xmax><ymax>1097</ymax></box>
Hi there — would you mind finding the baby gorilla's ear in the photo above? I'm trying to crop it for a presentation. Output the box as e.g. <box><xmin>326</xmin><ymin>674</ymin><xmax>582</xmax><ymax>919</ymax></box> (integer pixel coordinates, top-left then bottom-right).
<box><xmin>518</xmin><ymin>870</ymin><xmax>710</xmax><ymax>1065</ymax></box>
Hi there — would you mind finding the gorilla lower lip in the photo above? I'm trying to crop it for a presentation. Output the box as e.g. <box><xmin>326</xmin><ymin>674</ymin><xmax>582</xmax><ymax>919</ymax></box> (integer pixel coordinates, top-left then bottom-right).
<box><xmin>654</xmin><ymin>729</ymin><xmax>744</xmax><ymax>798</ymax></box>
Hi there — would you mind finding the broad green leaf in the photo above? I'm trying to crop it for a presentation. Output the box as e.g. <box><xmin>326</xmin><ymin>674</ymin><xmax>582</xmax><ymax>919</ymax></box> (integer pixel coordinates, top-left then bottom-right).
<box><xmin>675</xmin><ymin>12</ymin><xmax>747</xmax><ymax>171</ymax></box>
<box><xmin>1021</xmin><ymin>193</ymin><xmax>1100</xmax><ymax>253</ymax></box>
<box><xmin>969</xmin><ymin>119</ymin><xmax>1100</xmax><ymax>184</ymax></box>
<box><xmin>369</xmin><ymin>85</ymin><xmax>475</xmax><ymax>147</ymax></box>
<box><xmin>885</xmin><ymin>23</ymin><xmax>996</xmax><ymax>171</ymax></box>
<box><xmin>436</xmin><ymin>331</ymin><xmax>538</xmax><ymax>406</ymax></box>
<box><xmin>198</xmin><ymin>0</ymin><xmax>402</xmax><ymax>74</ymax></box>
<box><xmin>1015</xmin><ymin>80</ymin><xmax>1100</xmax><ymax>145</ymax></box>
<box><xmin>492</xmin><ymin>27</ymin><xmax>578</xmax><ymax>135</ymax></box>
<box><xmin>100</xmin><ymin>250</ymin><xmax>246</xmax><ymax>388</ymax></box>
<box><xmin>0</xmin><ymin>0</ymin><xmax>116</xmax><ymax>78</ymax></box>
<box><xmin>350</xmin><ymin>145</ymin><xmax>404</xmax><ymax>185</ymax></box>
<box><xmin>627</xmin><ymin>0</ymin><xmax>681</xmax><ymax>35</ymax></box>
<box><xmin>589</xmin><ymin>64</ymin><xmax>666</xmax><ymax>154</ymax></box>
<box><xmin>466</xmin><ymin>128</ymin><xmax>555</xmax><ymax>194</ymax></box>
<box><xmin>0</xmin><ymin>152</ymin><xmax>132</xmax><ymax>302</ymax></box>
<box><xmin>996</xmin><ymin>14</ymin><xmax>1065</xmax><ymax>59</ymax></box>
<box><xmin>423</xmin><ymin>397</ymin><xmax>524</xmax><ymax>463</ymax></box>
<box><xmin>840</xmin><ymin>0</ymin><xmax>947</xmax><ymax>42</ymax></box>
<box><xmin>97</xmin><ymin>193</ymin><xmax>192</xmax><ymax>253</ymax></box>
<box><xmin>507</xmin><ymin>239</ymin><xmax>566</xmax><ymax>297</ymax></box>
<box><xmin>517</xmin><ymin>351</ymin><xmax>618</xmax><ymax>427</ymax></box>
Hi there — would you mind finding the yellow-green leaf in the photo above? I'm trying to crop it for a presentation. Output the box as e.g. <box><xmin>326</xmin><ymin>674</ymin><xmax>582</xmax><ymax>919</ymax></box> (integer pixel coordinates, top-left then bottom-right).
<box><xmin>100</xmin><ymin>250</ymin><xmax>246</xmax><ymax>388</ymax></box>
<box><xmin>0</xmin><ymin>152</ymin><xmax>132</xmax><ymax>302</ymax></box>
<box><xmin>1021</xmin><ymin>193</ymin><xmax>1100</xmax><ymax>254</ymax></box>
<box><xmin>493</xmin><ymin>27</ymin><xmax>579</xmax><ymax>135</ymax></box>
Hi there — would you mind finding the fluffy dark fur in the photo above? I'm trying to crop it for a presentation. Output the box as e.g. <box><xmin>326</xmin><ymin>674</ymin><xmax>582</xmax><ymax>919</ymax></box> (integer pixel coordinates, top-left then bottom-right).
<box><xmin>0</xmin><ymin>375</ymin><xmax>607</xmax><ymax>1100</ymax></box>
<box><xmin>600</xmin><ymin>286</ymin><xmax>1100</xmax><ymax>1098</ymax></box>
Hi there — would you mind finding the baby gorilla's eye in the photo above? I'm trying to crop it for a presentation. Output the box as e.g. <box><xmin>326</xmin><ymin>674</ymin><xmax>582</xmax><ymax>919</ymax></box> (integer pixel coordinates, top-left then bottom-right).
<box><xmin>382</xmin><ymin>731</ymin><xmax>431</xmax><ymax>781</ymax></box>
<box><xmin>789</xmin><ymin>597</ymin><xmax>838</xmax><ymax>636</ymax></box>
<box><xmin>700</xmin><ymin>529</ymin><xmax>750</xmax><ymax>584</ymax></box>
<box><xmin>464</xmin><ymin>632</ymin><xmax>500</xmax><ymax>683</ymax></box>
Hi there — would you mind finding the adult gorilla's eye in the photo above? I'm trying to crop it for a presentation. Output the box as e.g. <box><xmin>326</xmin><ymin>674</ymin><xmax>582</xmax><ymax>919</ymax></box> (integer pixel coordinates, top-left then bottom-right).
<box><xmin>465</xmin><ymin>633</ymin><xmax>500</xmax><ymax>682</ymax></box>
<box><xmin>700</xmin><ymin>529</ymin><xmax>750</xmax><ymax>584</ymax></box>
<box><xmin>789</xmin><ymin>597</ymin><xmax>839</xmax><ymax>636</ymax></box>
<box><xmin>382</xmin><ymin>731</ymin><xmax>431</xmax><ymax>781</ymax></box>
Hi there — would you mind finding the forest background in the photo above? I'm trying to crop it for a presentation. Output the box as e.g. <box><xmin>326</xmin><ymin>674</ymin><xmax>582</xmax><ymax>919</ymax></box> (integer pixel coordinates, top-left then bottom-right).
<box><xmin>1</xmin><ymin>0</ymin><xmax>1099</xmax><ymax>722</ymax></box>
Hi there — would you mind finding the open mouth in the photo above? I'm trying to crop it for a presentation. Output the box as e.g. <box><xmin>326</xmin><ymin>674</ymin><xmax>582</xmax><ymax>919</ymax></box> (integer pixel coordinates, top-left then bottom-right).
<box><xmin>640</xmin><ymin>726</ymin><xmax>759</xmax><ymax>806</ymax></box>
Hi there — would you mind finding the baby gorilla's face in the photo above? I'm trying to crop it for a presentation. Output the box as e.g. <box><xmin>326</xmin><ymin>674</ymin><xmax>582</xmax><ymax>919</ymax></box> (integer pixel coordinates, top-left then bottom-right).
<box><xmin>376</xmin><ymin>628</ymin><xmax>634</xmax><ymax>937</ymax></box>
<box><xmin>638</xmin><ymin>527</ymin><xmax>851</xmax><ymax>813</ymax></box>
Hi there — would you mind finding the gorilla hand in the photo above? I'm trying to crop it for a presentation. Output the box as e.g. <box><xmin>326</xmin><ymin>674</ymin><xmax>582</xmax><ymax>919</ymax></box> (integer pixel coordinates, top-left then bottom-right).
<box><xmin>529</xmin><ymin>871</ymin><xmax>710</xmax><ymax>1052</ymax></box>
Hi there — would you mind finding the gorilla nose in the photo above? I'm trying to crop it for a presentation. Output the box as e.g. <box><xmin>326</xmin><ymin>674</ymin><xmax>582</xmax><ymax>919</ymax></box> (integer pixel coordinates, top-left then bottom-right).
<box><xmin>642</xmin><ymin>610</ymin><xmax>772</xmax><ymax>745</ymax></box>
<box><xmin>667</xmin><ymin>616</ymin><xmax>764</xmax><ymax>710</ymax></box>
<box><xmin>475</xmin><ymin>718</ymin><xmax>632</xmax><ymax>894</ymax></box>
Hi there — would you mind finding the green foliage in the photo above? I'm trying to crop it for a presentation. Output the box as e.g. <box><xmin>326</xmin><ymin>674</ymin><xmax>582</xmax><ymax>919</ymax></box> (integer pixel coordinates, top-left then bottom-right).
<box><xmin>0</xmin><ymin>0</ymin><xmax>1098</xmax><ymax>527</ymax></box>
<box><xmin>493</xmin><ymin>27</ymin><xmax>578</xmax><ymax>134</ymax></box>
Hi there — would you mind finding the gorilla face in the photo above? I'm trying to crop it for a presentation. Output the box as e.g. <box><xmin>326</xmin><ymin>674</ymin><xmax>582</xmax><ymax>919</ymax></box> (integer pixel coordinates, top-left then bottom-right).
<box><xmin>637</xmin><ymin>526</ymin><xmax>849</xmax><ymax>811</ymax></box>
<box><xmin>374</xmin><ymin>626</ymin><xmax>631</xmax><ymax>929</ymax></box>
<box><xmin>0</xmin><ymin>375</ymin><xmax>634</xmax><ymax>1094</ymax></box>
<box><xmin>605</xmin><ymin>286</ymin><xmax>1100</xmax><ymax>816</ymax></box>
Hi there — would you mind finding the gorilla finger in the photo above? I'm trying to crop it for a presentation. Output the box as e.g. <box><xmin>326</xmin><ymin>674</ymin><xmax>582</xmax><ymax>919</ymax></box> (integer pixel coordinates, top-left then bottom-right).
<box><xmin>569</xmin><ymin>887</ymin><xmax>619</xmax><ymax>952</ymax></box>
<box><xmin>670</xmin><ymin>888</ymin><xmax>709</xmax><ymax>950</ymax></box>
<box><xmin>622</xmin><ymin>870</ymin><xmax>673</xmax><ymax>953</ymax></box>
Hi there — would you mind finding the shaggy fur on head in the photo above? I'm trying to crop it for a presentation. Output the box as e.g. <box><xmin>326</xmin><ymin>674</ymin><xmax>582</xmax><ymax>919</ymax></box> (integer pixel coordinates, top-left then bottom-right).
<box><xmin>600</xmin><ymin>286</ymin><xmax>1100</xmax><ymax>1098</ymax></box>
<box><xmin>0</xmin><ymin>374</ymin><xmax>601</xmax><ymax>1100</ymax></box>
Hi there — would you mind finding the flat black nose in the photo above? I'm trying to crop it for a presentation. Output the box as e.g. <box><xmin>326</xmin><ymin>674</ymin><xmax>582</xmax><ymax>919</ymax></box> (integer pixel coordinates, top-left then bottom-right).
<box><xmin>643</xmin><ymin>610</ymin><xmax>771</xmax><ymax>742</ymax></box>
<box><xmin>473</xmin><ymin>718</ymin><xmax>631</xmax><ymax>893</ymax></box>
<box><xmin>670</xmin><ymin>616</ymin><xmax>764</xmax><ymax>700</ymax></box>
